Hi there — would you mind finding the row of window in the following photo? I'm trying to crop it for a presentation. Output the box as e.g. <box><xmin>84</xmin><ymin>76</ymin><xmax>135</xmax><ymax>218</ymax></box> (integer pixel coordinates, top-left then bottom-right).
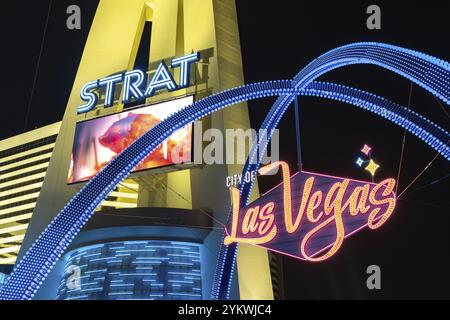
<box><xmin>0</xmin><ymin>157</ymin><xmax>51</xmax><ymax>176</ymax></box>
<box><xmin>0</xmin><ymin>187</ymin><xmax>41</xmax><ymax>202</ymax></box>
<box><xmin>0</xmin><ymin>167</ymin><xmax>47</xmax><ymax>185</ymax></box>
<box><xmin>0</xmin><ymin>197</ymin><xmax>37</xmax><ymax>211</ymax></box>
<box><xmin>0</xmin><ymin>217</ymin><xmax>31</xmax><ymax>259</ymax></box>
<box><xmin>0</xmin><ymin>253</ymin><xmax>17</xmax><ymax>260</ymax></box>
<box><xmin>0</xmin><ymin>135</ymin><xmax>57</xmax><ymax>159</ymax></box>
<box><xmin>0</xmin><ymin>147</ymin><xmax>53</xmax><ymax>168</ymax></box>
<box><xmin>0</xmin><ymin>207</ymin><xmax>34</xmax><ymax>221</ymax></box>
<box><xmin>0</xmin><ymin>177</ymin><xmax>45</xmax><ymax>193</ymax></box>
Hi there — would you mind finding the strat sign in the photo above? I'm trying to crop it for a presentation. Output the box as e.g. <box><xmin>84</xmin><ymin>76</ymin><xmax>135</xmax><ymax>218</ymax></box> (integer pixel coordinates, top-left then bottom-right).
<box><xmin>77</xmin><ymin>52</ymin><xmax>200</xmax><ymax>113</ymax></box>
<box><xmin>225</xmin><ymin>161</ymin><xmax>397</xmax><ymax>262</ymax></box>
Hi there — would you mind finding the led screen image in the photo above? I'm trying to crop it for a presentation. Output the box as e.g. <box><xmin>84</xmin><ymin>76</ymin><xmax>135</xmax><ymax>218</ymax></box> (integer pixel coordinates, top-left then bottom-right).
<box><xmin>68</xmin><ymin>96</ymin><xmax>194</xmax><ymax>184</ymax></box>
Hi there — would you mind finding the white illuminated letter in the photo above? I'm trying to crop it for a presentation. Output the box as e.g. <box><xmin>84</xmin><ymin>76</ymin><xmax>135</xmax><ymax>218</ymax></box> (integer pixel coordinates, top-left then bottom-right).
<box><xmin>98</xmin><ymin>74</ymin><xmax>122</xmax><ymax>107</ymax></box>
<box><xmin>123</xmin><ymin>70</ymin><xmax>145</xmax><ymax>103</ymax></box>
<box><xmin>144</xmin><ymin>61</ymin><xmax>177</xmax><ymax>97</ymax></box>
<box><xmin>171</xmin><ymin>52</ymin><xmax>200</xmax><ymax>88</ymax></box>
<box><xmin>78</xmin><ymin>80</ymin><xmax>99</xmax><ymax>113</ymax></box>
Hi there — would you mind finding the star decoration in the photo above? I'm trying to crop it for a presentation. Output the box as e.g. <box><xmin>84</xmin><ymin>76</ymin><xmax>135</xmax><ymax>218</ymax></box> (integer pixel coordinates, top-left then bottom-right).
<box><xmin>355</xmin><ymin>157</ymin><xmax>365</xmax><ymax>167</ymax></box>
<box><xmin>361</xmin><ymin>144</ymin><xmax>372</xmax><ymax>156</ymax></box>
<box><xmin>365</xmin><ymin>159</ymin><xmax>380</xmax><ymax>177</ymax></box>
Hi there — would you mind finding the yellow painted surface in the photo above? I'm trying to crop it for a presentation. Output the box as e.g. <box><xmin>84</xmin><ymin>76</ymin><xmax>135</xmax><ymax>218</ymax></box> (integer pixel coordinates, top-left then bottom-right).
<box><xmin>17</xmin><ymin>0</ymin><xmax>273</xmax><ymax>299</ymax></box>
<box><xmin>0</xmin><ymin>182</ymin><xmax>44</xmax><ymax>197</ymax></box>
<box><xmin>0</xmin><ymin>235</ymin><xmax>25</xmax><ymax>245</ymax></box>
<box><xmin>0</xmin><ymin>122</ymin><xmax>60</xmax><ymax>153</ymax></box>
<box><xmin>109</xmin><ymin>191</ymin><xmax>138</xmax><ymax>199</ymax></box>
<box><xmin>0</xmin><ymin>257</ymin><xmax>18</xmax><ymax>264</ymax></box>
<box><xmin>0</xmin><ymin>203</ymin><xmax>35</xmax><ymax>217</ymax></box>
<box><xmin>0</xmin><ymin>162</ymin><xmax>49</xmax><ymax>180</ymax></box>
<box><xmin>165</xmin><ymin>169</ymin><xmax>192</xmax><ymax>208</ymax></box>
<box><xmin>0</xmin><ymin>245</ymin><xmax>21</xmax><ymax>255</ymax></box>
<box><xmin>0</xmin><ymin>152</ymin><xmax>53</xmax><ymax>172</ymax></box>
<box><xmin>0</xmin><ymin>193</ymin><xmax>39</xmax><ymax>207</ymax></box>
<box><xmin>20</xmin><ymin>0</ymin><xmax>152</xmax><ymax>261</ymax></box>
<box><xmin>0</xmin><ymin>172</ymin><xmax>46</xmax><ymax>189</ymax></box>
<box><xmin>100</xmin><ymin>200</ymin><xmax>137</xmax><ymax>208</ymax></box>
<box><xmin>0</xmin><ymin>124</ymin><xmax>60</xmax><ymax>264</ymax></box>
<box><xmin>149</xmin><ymin>0</ymin><xmax>179</xmax><ymax>61</ymax></box>
<box><xmin>0</xmin><ymin>144</ymin><xmax>55</xmax><ymax>164</ymax></box>
<box><xmin>0</xmin><ymin>213</ymin><xmax>33</xmax><ymax>226</ymax></box>
<box><xmin>0</xmin><ymin>224</ymin><xmax>28</xmax><ymax>235</ymax></box>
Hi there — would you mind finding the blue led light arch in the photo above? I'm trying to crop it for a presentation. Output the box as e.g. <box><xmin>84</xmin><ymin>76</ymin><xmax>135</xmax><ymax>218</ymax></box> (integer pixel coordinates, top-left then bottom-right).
<box><xmin>212</xmin><ymin>42</ymin><xmax>450</xmax><ymax>299</ymax></box>
<box><xmin>0</xmin><ymin>42</ymin><xmax>448</xmax><ymax>300</ymax></box>
<box><xmin>210</xmin><ymin>81</ymin><xmax>450</xmax><ymax>299</ymax></box>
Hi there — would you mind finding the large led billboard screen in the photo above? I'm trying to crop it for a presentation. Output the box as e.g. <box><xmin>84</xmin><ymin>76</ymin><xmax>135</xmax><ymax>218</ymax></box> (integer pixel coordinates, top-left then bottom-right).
<box><xmin>67</xmin><ymin>96</ymin><xmax>194</xmax><ymax>184</ymax></box>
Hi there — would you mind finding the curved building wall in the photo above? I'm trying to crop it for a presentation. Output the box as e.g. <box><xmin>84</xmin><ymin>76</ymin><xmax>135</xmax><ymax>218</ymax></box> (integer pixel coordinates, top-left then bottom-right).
<box><xmin>56</xmin><ymin>240</ymin><xmax>202</xmax><ymax>300</ymax></box>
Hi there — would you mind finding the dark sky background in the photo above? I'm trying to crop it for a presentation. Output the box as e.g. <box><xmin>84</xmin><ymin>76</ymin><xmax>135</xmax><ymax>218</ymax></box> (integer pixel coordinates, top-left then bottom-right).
<box><xmin>1</xmin><ymin>0</ymin><xmax>449</xmax><ymax>299</ymax></box>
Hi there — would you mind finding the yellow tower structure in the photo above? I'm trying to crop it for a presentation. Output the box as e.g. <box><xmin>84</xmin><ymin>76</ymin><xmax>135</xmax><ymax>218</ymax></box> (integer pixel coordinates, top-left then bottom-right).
<box><xmin>18</xmin><ymin>0</ymin><xmax>273</xmax><ymax>299</ymax></box>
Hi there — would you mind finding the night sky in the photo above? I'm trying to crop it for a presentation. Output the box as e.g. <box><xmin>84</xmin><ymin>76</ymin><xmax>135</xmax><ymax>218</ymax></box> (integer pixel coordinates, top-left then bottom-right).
<box><xmin>1</xmin><ymin>0</ymin><xmax>449</xmax><ymax>299</ymax></box>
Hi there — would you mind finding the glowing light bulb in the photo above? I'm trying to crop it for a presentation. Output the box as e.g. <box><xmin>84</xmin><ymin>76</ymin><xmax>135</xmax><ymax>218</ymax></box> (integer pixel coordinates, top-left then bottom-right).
<box><xmin>365</xmin><ymin>159</ymin><xmax>380</xmax><ymax>177</ymax></box>
<box><xmin>361</xmin><ymin>144</ymin><xmax>372</xmax><ymax>155</ymax></box>
<box><xmin>355</xmin><ymin>157</ymin><xmax>365</xmax><ymax>167</ymax></box>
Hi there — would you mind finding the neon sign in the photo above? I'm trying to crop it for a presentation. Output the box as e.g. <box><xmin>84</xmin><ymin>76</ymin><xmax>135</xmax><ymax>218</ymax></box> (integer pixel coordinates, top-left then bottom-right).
<box><xmin>78</xmin><ymin>52</ymin><xmax>200</xmax><ymax>114</ymax></box>
<box><xmin>2</xmin><ymin>42</ymin><xmax>448</xmax><ymax>300</ymax></box>
<box><xmin>225</xmin><ymin>161</ymin><xmax>397</xmax><ymax>262</ymax></box>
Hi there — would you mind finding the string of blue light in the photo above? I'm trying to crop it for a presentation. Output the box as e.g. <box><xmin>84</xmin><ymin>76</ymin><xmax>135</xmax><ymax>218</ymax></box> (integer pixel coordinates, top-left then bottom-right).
<box><xmin>210</xmin><ymin>42</ymin><xmax>450</xmax><ymax>300</ymax></box>
<box><xmin>0</xmin><ymin>42</ymin><xmax>448</xmax><ymax>300</ymax></box>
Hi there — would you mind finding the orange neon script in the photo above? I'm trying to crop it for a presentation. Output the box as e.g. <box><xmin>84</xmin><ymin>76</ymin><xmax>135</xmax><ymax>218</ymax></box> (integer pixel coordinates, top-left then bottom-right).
<box><xmin>224</xmin><ymin>161</ymin><xmax>396</xmax><ymax>262</ymax></box>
